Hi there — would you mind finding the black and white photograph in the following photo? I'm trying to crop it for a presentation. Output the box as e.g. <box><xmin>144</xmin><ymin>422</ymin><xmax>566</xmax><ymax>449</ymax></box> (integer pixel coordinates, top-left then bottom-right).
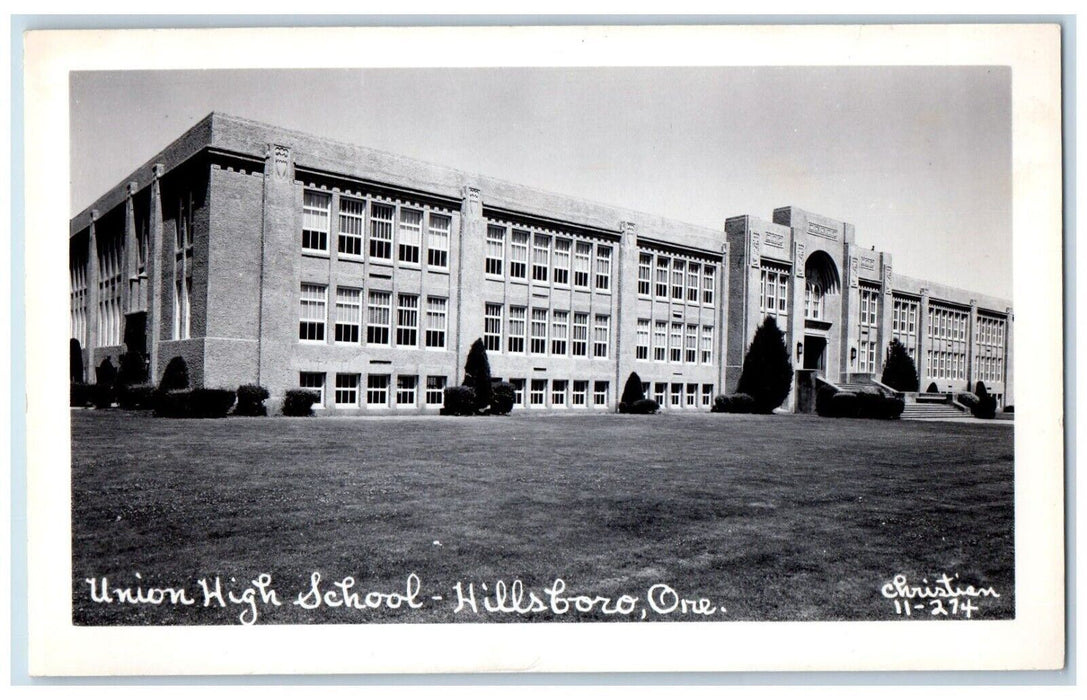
<box><xmin>22</xmin><ymin>23</ymin><xmax>1064</xmax><ymax>675</ymax></box>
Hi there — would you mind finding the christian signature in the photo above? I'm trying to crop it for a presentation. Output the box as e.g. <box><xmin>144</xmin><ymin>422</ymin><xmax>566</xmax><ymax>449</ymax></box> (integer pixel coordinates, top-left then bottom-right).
<box><xmin>881</xmin><ymin>573</ymin><xmax>1000</xmax><ymax>619</ymax></box>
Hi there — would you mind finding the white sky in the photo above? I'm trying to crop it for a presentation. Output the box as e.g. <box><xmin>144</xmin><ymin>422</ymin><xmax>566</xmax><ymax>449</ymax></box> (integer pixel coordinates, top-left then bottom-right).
<box><xmin>70</xmin><ymin>66</ymin><xmax>1011</xmax><ymax>299</ymax></box>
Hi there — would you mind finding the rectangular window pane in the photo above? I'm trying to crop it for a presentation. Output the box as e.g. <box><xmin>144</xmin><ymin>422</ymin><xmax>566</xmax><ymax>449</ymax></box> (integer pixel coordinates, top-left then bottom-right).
<box><xmin>533</xmin><ymin>234</ymin><xmax>551</xmax><ymax>282</ymax></box>
<box><xmin>486</xmin><ymin>225</ymin><xmax>505</xmax><ymax>276</ymax></box>
<box><xmin>572</xmin><ymin>312</ymin><xmax>589</xmax><ymax>356</ymax></box>
<box><xmin>425</xmin><ymin>296</ymin><xmax>447</xmax><ymax>348</ymax></box>
<box><xmin>426</xmin><ymin>214</ymin><xmax>450</xmax><ymax>268</ymax></box>
<box><xmin>636</xmin><ymin>319</ymin><xmax>650</xmax><ymax>360</ymax></box>
<box><xmin>531</xmin><ymin>308</ymin><xmax>548</xmax><ymax>354</ymax></box>
<box><xmin>335</xmin><ymin>374</ymin><xmax>360</xmax><ymax>407</ymax></box>
<box><xmin>593</xmin><ymin>381</ymin><xmax>609</xmax><ymax>406</ymax></box>
<box><xmin>574</xmin><ymin>242</ymin><xmax>591</xmax><ymax>288</ymax></box>
<box><xmin>396</xmin><ymin>294</ymin><xmax>419</xmax><ymax>346</ymax></box>
<box><xmin>425</xmin><ymin>376</ymin><xmax>447</xmax><ymax>406</ymax></box>
<box><xmin>302</xmin><ymin>191</ymin><xmax>330</xmax><ymax>252</ymax></box>
<box><xmin>508</xmin><ymin>306</ymin><xmax>526</xmax><ymax>353</ymax></box>
<box><xmin>572</xmin><ymin>380</ymin><xmax>588</xmax><ymax>406</ymax></box>
<box><xmin>551</xmin><ymin>310</ymin><xmax>569</xmax><ymax>355</ymax></box>
<box><xmin>367</xmin><ymin>290</ymin><xmax>391</xmax><ymax>345</ymax></box>
<box><xmin>396</xmin><ymin>375</ymin><xmax>418</xmax><ymax>406</ymax></box>
<box><xmin>553</xmin><ymin>238</ymin><xmax>571</xmax><ymax>285</ymax></box>
<box><xmin>595</xmin><ymin>246</ymin><xmax>612</xmax><ymax>291</ymax></box>
<box><xmin>337</xmin><ymin>197</ymin><xmax>365</xmax><ymax>257</ymax></box>
<box><xmin>299</xmin><ymin>283</ymin><xmax>327</xmax><ymax>341</ymax></box>
<box><xmin>510</xmin><ymin>230</ymin><xmax>529</xmax><ymax>279</ymax></box>
<box><xmin>398</xmin><ymin>208</ymin><xmax>422</xmax><ymax>264</ymax></box>
<box><xmin>299</xmin><ymin>372</ymin><xmax>325</xmax><ymax>408</ymax></box>
<box><xmin>366</xmin><ymin>374</ymin><xmax>390</xmax><ymax>407</ymax></box>
<box><xmin>530</xmin><ymin>379</ymin><xmax>546</xmax><ymax>406</ymax></box>
<box><xmin>654</xmin><ymin>321</ymin><xmax>667</xmax><ymax>361</ymax></box>
<box><xmin>551</xmin><ymin>379</ymin><xmax>568</xmax><ymax>407</ymax></box>
<box><xmin>638</xmin><ymin>253</ymin><xmax>652</xmax><ymax>296</ymax></box>
<box><xmin>485</xmin><ymin>303</ymin><xmax>503</xmax><ymax>351</ymax></box>
<box><xmin>593</xmin><ymin>315</ymin><xmax>610</xmax><ymax>358</ymax></box>
<box><xmin>369</xmin><ymin>203</ymin><xmax>393</xmax><ymax>260</ymax></box>
<box><xmin>334</xmin><ymin>287</ymin><xmax>362</xmax><ymax>343</ymax></box>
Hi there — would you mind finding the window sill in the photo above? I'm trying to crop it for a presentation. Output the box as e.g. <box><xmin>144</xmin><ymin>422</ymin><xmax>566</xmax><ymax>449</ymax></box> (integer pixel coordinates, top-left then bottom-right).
<box><xmin>338</xmin><ymin>255</ymin><xmax>365</xmax><ymax>264</ymax></box>
<box><xmin>302</xmin><ymin>250</ymin><xmax>331</xmax><ymax>259</ymax></box>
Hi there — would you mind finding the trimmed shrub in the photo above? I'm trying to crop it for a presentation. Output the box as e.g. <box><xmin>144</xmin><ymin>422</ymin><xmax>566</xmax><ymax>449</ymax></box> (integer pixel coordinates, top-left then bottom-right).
<box><xmin>70</xmin><ymin>382</ymin><xmax>94</xmax><ymax>407</ymax></box>
<box><xmin>972</xmin><ymin>381</ymin><xmax>997</xmax><ymax>419</ymax></box>
<box><xmin>70</xmin><ymin>339</ymin><xmax>84</xmax><ymax>383</ymax></box>
<box><xmin>95</xmin><ymin>358</ymin><xmax>117</xmax><ymax>387</ymax></box>
<box><xmin>883</xmin><ymin>396</ymin><xmax>906</xmax><ymax>419</ymax></box>
<box><xmin>153</xmin><ymin>390</ymin><xmax>192</xmax><ymax>418</ymax></box>
<box><xmin>159</xmin><ymin>356</ymin><xmax>190</xmax><ymax>392</ymax></box>
<box><xmin>441</xmin><ymin>386</ymin><xmax>477</xmax><ymax>416</ymax></box>
<box><xmin>619</xmin><ymin>371</ymin><xmax>645</xmax><ymax>413</ymax></box>
<box><xmin>282</xmin><ymin>389</ymin><xmax>320</xmax><ymax>417</ymax></box>
<box><xmin>235</xmin><ymin>384</ymin><xmax>270</xmax><ymax>416</ymax></box>
<box><xmin>829</xmin><ymin>391</ymin><xmax>859</xmax><ymax>418</ymax></box>
<box><xmin>723</xmin><ymin>393</ymin><xmax>757</xmax><ymax>414</ymax></box>
<box><xmin>815</xmin><ymin>385</ymin><xmax>838</xmax><ymax>417</ymax></box>
<box><xmin>190</xmin><ymin>389</ymin><xmax>236</xmax><ymax>418</ymax></box>
<box><xmin>118</xmin><ymin>384</ymin><xmax>156</xmax><ymax>410</ymax></box>
<box><xmin>736</xmin><ymin>316</ymin><xmax>793</xmax><ymax>414</ymax></box>
<box><xmin>462</xmin><ymin>339</ymin><xmax>493</xmax><ymax>413</ymax></box>
<box><xmin>629</xmin><ymin>398</ymin><xmax>660</xmax><ymax>415</ymax></box>
<box><xmin>711</xmin><ymin>394</ymin><xmax>730</xmax><ymax>413</ymax></box>
<box><xmin>926</xmin><ymin>382</ymin><xmax>939</xmax><ymax>393</ymax></box>
<box><xmin>1004</xmin><ymin>405</ymin><xmax>1015</xmax><ymax>413</ymax></box>
<box><xmin>118</xmin><ymin>351</ymin><xmax>149</xmax><ymax>387</ymax></box>
<box><xmin>488</xmin><ymin>382</ymin><xmax>516</xmax><ymax>415</ymax></box>
<box><xmin>957</xmin><ymin>392</ymin><xmax>980</xmax><ymax>409</ymax></box>
<box><xmin>880</xmin><ymin>339</ymin><xmax>919</xmax><ymax>392</ymax></box>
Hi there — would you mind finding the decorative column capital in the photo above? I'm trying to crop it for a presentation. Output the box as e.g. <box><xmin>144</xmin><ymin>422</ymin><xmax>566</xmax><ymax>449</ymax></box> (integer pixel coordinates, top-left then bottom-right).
<box><xmin>151</xmin><ymin>163</ymin><xmax>165</xmax><ymax>180</ymax></box>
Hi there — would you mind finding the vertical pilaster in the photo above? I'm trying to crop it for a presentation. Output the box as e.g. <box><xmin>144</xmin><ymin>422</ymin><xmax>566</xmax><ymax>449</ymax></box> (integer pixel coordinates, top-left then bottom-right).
<box><xmin>123</xmin><ymin>182</ymin><xmax>138</xmax><ymax>316</ymax></box>
<box><xmin>840</xmin><ymin>244</ymin><xmax>860</xmax><ymax>380</ymax></box>
<box><xmin>86</xmin><ymin>210</ymin><xmax>100</xmax><ymax>381</ymax></box>
<box><xmin>258</xmin><ymin>143</ymin><xmax>300</xmax><ymax>397</ymax></box>
<box><xmin>878</xmin><ymin>253</ymin><xmax>894</xmax><ymax>374</ymax></box>
<box><xmin>456</xmin><ymin>185</ymin><xmax>486</xmax><ymax>382</ymax></box>
<box><xmin>1004</xmin><ymin>307</ymin><xmax>1014</xmax><ymax>407</ymax></box>
<box><xmin>717</xmin><ymin>242</ymin><xmax>729</xmax><ymax>395</ymax></box>
<box><xmin>786</xmin><ymin>239</ymin><xmax>805</xmax><ymax>410</ymax></box>
<box><xmin>917</xmin><ymin>288</ymin><xmax>930</xmax><ymax>388</ymax></box>
<box><xmin>967</xmin><ymin>299</ymin><xmax>979</xmax><ymax>390</ymax></box>
<box><xmin>148</xmin><ymin>165</ymin><xmax>165</xmax><ymax>379</ymax></box>
<box><xmin>614</xmin><ymin>221</ymin><xmax>639</xmax><ymax>408</ymax></box>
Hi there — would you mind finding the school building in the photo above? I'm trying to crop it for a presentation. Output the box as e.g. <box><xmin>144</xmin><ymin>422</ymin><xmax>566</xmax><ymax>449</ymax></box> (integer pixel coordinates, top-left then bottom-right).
<box><xmin>69</xmin><ymin>113</ymin><xmax>1013</xmax><ymax>414</ymax></box>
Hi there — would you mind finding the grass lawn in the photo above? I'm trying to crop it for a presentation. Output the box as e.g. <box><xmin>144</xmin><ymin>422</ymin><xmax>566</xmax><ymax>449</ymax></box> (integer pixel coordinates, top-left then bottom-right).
<box><xmin>71</xmin><ymin>410</ymin><xmax>1014</xmax><ymax>625</ymax></box>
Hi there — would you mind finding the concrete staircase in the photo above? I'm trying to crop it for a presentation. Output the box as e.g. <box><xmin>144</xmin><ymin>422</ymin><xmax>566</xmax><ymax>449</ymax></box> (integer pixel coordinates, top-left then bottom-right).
<box><xmin>900</xmin><ymin>401</ymin><xmax>967</xmax><ymax>420</ymax></box>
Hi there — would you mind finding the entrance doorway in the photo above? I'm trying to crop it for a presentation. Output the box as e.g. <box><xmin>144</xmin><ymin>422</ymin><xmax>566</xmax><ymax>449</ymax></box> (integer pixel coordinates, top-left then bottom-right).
<box><xmin>803</xmin><ymin>335</ymin><xmax>827</xmax><ymax>374</ymax></box>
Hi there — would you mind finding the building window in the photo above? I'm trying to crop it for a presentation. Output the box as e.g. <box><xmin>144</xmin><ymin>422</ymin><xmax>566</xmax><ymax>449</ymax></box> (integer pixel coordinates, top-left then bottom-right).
<box><xmin>670</xmin><ymin>383</ymin><xmax>682</xmax><ymax>407</ymax></box>
<box><xmin>687</xmin><ymin>263</ymin><xmax>700</xmax><ymax>304</ymax></box>
<box><xmin>760</xmin><ymin>263</ymin><xmax>790</xmax><ymax>323</ymax></box>
<box><xmin>338</xmin><ymin>197</ymin><xmax>365</xmax><ymax>258</ymax></box>
<box><xmin>655</xmin><ymin>256</ymin><xmax>670</xmax><ymax>298</ymax></box>
<box><xmin>551</xmin><ymin>310</ymin><xmax>569</xmax><ymax>355</ymax></box>
<box><xmin>595</xmin><ymin>246</ymin><xmax>612</xmax><ymax>291</ymax></box>
<box><xmin>299</xmin><ymin>283</ymin><xmax>327</xmax><ymax>342</ymax></box>
<box><xmin>426</xmin><ymin>214</ymin><xmax>450</xmax><ymax>269</ymax></box>
<box><xmin>334</xmin><ymin>287</ymin><xmax>362</xmax><ymax>343</ymax></box>
<box><xmin>367</xmin><ymin>290</ymin><xmax>391</xmax><ymax>345</ymax></box>
<box><xmin>701</xmin><ymin>384</ymin><xmax>714</xmax><ymax>407</ymax></box>
<box><xmin>510</xmin><ymin>378</ymin><xmax>525</xmax><ymax>406</ymax></box>
<box><xmin>299</xmin><ymin>372</ymin><xmax>325</xmax><ymax>407</ymax></box>
<box><xmin>638</xmin><ymin>253</ymin><xmax>652</xmax><ymax>296</ymax></box>
<box><xmin>486</xmin><ymin>225</ymin><xmax>505</xmax><ymax>276</ymax></box>
<box><xmin>425</xmin><ymin>296</ymin><xmax>447</xmax><ymax>348</ymax></box>
<box><xmin>926</xmin><ymin>304</ymin><xmax>969</xmax><ymax>381</ymax></box>
<box><xmin>593</xmin><ymin>315</ymin><xmax>610</xmax><ymax>358</ymax></box>
<box><xmin>702</xmin><ymin>265</ymin><xmax>715</xmax><ymax>306</ymax></box>
<box><xmin>858</xmin><ymin>286</ymin><xmax>880</xmax><ymax>374</ymax></box>
<box><xmin>398</xmin><ymin>208</ymin><xmax>422</xmax><ymax>264</ymax></box>
<box><xmin>530</xmin><ymin>379</ymin><xmax>546</xmax><ymax>407</ymax></box>
<box><xmin>510</xmin><ymin>230</ymin><xmax>529</xmax><ymax>279</ymax></box>
<box><xmin>975</xmin><ymin>315</ymin><xmax>1006</xmax><ymax>384</ymax></box>
<box><xmin>685</xmin><ymin>324</ymin><xmax>698</xmax><ymax>363</ymax></box>
<box><xmin>369</xmin><ymin>202</ymin><xmax>394</xmax><ymax>260</ymax></box>
<box><xmin>805</xmin><ymin>282</ymin><xmax>824</xmax><ymax>320</ymax></box>
<box><xmin>551</xmin><ymin>379</ymin><xmax>568</xmax><ymax>407</ymax></box>
<box><xmin>686</xmin><ymin>383</ymin><xmax>697</xmax><ymax>407</ymax></box>
<box><xmin>574</xmin><ymin>241</ymin><xmax>591</xmax><ymax>288</ymax></box>
<box><xmin>302</xmin><ymin>190</ymin><xmax>330</xmax><ymax>253</ymax></box>
<box><xmin>572</xmin><ymin>312</ymin><xmax>589</xmax><ymax>356</ymax></box>
<box><xmin>636</xmin><ymin>319</ymin><xmax>650</xmax><ymax>360</ymax></box>
<box><xmin>654</xmin><ymin>382</ymin><xmax>667</xmax><ymax>405</ymax></box>
<box><xmin>701</xmin><ymin>325</ymin><xmax>714</xmax><ymax>364</ymax></box>
<box><xmin>892</xmin><ymin>297</ymin><xmax>920</xmax><ymax>359</ymax></box>
<box><xmin>425</xmin><ymin>376</ymin><xmax>447</xmax><ymax>406</ymax></box>
<box><xmin>671</xmin><ymin>259</ymin><xmax>685</xmax><ymax>300</ymax></box>
<box><xmin>173</xmin><ymin>276</ymin><xmax>191</xmax><ymax>341</ymax></box>
<box><xmin>396</xmin><ymin>375</ymin><xmax>418</xmax><ymax>407</ymax></box>
<box><xmin>532</xmin><ymin>234</ymin><xmax>551</xmax><ymax>283</ymax></box>
<box><xmin>531</xmin><ymin>308</ymin><xmax>548</xmax><ymax>354</ymax></box>
<box><xmin>654</xmin><ymin>321</ymin><xmax>667</xmax><ymax>362</ymax></box>
<box><xmin>396</xmin><ymin>294</ymin><xmax>419</xmax><ymax>347</ymax></box>
<box><xmin>572</xmin><ymin>380</ymin><xmax>588</xmax><ymax>406</ymax></box>
<box><xmin>485</xmin><ymin>303</ymin><xmax>503</xmax><ymax>351</ymax></box>
<box><xmin>593</xmin><ymin>381</ymin><xmax>609</xmax><ymax>407</ymax></box>
<box><xmin>670</xmin><ymin>322</ymin><xmax>683</xmax><ymax>363</ymax></box>
<box><xmin>553</xmin><ymin>238</ymin><xmax>571</xmax><ymax>286</ymax></box>
<box><xmin>366</xmin><ymin>374</ymin><xmax>390</xmax><ymax>407</ymax></box>
<box><xmin>335</xmin><ymin>374</ymin><xmax>360</xmax><ymax>407</ymax></box>
<box><xmin>508</xmin><ymin>306</ymin><xmax>526</xmax><ymax>353</ymax></box>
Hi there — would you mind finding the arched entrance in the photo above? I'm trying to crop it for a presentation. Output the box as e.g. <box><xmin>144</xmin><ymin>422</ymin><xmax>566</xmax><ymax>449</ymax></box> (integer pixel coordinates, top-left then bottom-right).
<box><xmin>801</xmin><ymin>251</ymin><xmax>841</xmax><ymax>374</ymax></box>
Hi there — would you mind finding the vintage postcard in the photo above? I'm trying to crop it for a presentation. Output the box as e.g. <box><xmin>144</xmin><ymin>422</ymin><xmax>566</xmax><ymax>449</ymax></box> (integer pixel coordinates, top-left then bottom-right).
<box><xmin>23</xmin><ymin>23</ymin><xmax>1063</xmax><ymax>674</ymax></box>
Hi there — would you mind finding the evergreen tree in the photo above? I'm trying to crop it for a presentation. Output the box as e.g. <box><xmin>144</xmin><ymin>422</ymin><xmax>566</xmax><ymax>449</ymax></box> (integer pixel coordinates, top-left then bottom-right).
<box><xmin>70</xmin><ymin>338</ymin><xmax>84</xmax><ymax>383</ymax></box>
<box><xmin>619</xmin><ymin>371</ymin><xmax>645</xmax><ymax>413</ymax></box>
<box><xmin>462</xmin><ymin>338</ymin><xmax>493</xmax><ymax>413</ymax></box>
<box><xmin>736</xmin><ymin>316</ymin><xmax>793</xmax><ymax>414</ymax></box>
<box><xmin>973</xmin><ymin>381</ymin><xmax>997</xmax><ymax>419</ymax></box>
<box><xmin>880</xmin><ymin>338</ymin><xmax>919</xmax><ymax>391</ymax></box>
